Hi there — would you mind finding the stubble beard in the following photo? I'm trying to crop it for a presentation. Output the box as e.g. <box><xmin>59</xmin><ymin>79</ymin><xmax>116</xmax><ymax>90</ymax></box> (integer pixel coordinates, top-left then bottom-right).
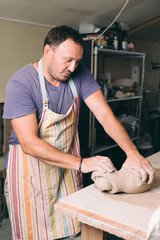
<box><xmin>48</xmin><ymin>67</ymin><xmax>70</xmax><ymax>83</ymax></box>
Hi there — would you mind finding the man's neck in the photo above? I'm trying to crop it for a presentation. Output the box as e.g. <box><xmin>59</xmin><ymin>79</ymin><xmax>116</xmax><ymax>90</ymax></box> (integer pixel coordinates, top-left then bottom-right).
<box><xmin>32</xmin><ymin>61</ymin><xmax>61</xmax><ymax>87</ymax></box>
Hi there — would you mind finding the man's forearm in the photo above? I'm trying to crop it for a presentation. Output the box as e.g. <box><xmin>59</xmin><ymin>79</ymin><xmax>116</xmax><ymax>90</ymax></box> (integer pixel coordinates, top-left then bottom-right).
<box><xmin>22</xmin><ymin>136</ymin><xmax>80</xmax><ymax>170</ymax></box>
<box><xmin>102</xmin><ymin>114</ymin><xmax>138</xmax><ymax>156</ymax></box>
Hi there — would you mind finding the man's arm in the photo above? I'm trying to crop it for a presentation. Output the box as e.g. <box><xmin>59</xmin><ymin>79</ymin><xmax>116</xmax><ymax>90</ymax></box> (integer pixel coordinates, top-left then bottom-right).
<box><xmin>11</xmin><ymin>112</ymin><xmax>115</xmax><ymax>173</ymax></box>
<box><xmin>85</xmin><ymin>89</ymin><xmax>155</xmax><ymax>184</ymax></box>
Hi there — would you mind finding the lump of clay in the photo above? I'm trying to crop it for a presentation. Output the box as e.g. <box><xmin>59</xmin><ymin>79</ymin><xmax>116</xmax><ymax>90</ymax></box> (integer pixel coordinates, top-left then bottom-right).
<box><xmin>91</xmin><ymin>167</ymin><xmax>152</xmax><ymax>194</ymax></box>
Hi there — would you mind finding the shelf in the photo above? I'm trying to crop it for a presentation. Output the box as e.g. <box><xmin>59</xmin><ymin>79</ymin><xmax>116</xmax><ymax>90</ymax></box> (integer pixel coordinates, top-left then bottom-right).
<box><xmin>107</xmin><ymin>96</ymin><xmax>142</xmax><ymax>103</ymax></box>
<box><xmin>94</xmin><ymin>47</ymin><xmax>145</xmax><ymax>58</ymax></box>
<box><xmin>88</xmin><ymin>43</ymin><xmax>145</xmax><ymax>156</ymax></box>
<box><xmin>91</xmin><ymin>137</ymin><xmax>139</xmax><ymax>155</ymax></box>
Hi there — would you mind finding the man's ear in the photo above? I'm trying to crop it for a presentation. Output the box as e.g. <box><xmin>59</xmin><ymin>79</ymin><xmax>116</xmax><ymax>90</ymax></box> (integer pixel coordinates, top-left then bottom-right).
<box><xmin>43</xmin><ymin>44</ymin><xmax>53</xmax><ymax>56</ymax></box>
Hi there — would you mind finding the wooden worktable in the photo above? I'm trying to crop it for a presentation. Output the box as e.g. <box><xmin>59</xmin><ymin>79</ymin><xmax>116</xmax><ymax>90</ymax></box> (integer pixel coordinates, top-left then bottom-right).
<box><xmin>55</xmin><ymin>152</ymin><xmax>160</xmax><ymax>240</ymax></box>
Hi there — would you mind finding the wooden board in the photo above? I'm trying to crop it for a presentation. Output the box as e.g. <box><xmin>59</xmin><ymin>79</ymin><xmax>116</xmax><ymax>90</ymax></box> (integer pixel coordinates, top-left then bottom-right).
<box><xmin>55</xmin><ymin>152</ymin><xmax>160</xmax><ymax>240</ymax></box>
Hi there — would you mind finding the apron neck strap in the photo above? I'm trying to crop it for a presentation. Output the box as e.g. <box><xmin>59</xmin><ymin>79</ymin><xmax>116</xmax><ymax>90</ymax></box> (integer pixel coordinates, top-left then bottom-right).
<box><xmin>68</xmin><ymin>78</ymin><xmax>78</xmax><ymax>98</ymax></box>
<box><xmin>38</xmin><ymin>58</ymin><xmax>48</xmax><ymax>105</ymax></box>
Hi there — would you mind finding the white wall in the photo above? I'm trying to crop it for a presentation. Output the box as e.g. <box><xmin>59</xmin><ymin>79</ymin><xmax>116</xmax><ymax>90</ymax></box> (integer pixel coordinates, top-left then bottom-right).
<box><xmin>0</xmin><ymin>20</ymin><xmax>50</xmax><ymax>101</ymax></box>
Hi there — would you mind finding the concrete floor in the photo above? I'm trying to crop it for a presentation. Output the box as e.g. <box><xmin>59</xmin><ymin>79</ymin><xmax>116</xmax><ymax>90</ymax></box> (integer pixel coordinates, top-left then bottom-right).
<box><xmin>0</xmin><ymin>218</ymin><xmax>118</xmax><ymax>240</ymax></box>
<box><xmin>0</xmin><ymin>218</ymin><xmax>12</xmax><ymax>240</ymax></box>
<box><xmin>0</xmin><ymin>217</ymin><xmax>122</xmax><ymax>240</ymax></box>
<box><xmin>0</xmin><ymin>217</ymin><xmax>82</xmax><ymax>240</ymax></box>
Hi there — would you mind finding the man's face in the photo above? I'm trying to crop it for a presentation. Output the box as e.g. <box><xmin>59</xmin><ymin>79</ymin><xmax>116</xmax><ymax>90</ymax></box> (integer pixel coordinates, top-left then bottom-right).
<box><xmin>45</xmin><ymin>39</ymin><xmax>83</xmax><ymax>84</ymax></box>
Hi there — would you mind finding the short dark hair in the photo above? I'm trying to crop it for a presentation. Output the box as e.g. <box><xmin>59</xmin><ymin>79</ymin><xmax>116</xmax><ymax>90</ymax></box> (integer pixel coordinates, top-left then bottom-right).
<box><xmin>43</xmin><ymin>25</ymin><xmax>83</xmax><ymax>49</ymax></box>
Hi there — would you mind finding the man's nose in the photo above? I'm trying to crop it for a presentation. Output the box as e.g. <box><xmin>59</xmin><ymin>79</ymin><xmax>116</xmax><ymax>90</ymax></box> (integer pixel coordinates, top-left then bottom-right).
<box><xmin>68</xmin><ymin>61</ymin><xmax>77</xmax><ymax>72</ymax></box>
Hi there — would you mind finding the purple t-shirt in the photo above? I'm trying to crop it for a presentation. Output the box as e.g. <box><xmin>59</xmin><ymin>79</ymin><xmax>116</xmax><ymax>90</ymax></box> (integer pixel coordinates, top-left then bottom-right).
<box><xmin>3</xmin><ymin>61</ymin><xmax>100</xmax><ymax>155</ymax></box>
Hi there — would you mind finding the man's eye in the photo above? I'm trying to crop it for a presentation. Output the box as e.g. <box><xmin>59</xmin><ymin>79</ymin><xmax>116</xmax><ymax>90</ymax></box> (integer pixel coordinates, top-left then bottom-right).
<box><xmin>65</xmin><ymin>59</ymin><xmax>72</xmax><ymax>62</ymax></box>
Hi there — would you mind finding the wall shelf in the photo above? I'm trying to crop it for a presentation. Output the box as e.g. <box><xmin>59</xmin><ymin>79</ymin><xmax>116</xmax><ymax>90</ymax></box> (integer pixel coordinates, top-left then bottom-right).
<box><xmin>90</xmin><ymin>45</ymin><xmax>145</xmax><ymax>156</ymax></box>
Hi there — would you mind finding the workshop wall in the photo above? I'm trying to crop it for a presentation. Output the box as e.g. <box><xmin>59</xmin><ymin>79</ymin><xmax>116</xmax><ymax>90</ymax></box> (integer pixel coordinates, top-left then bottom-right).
<box><xmin>0</xmin><ymin>20</ymin><xmax>50</xmax><ymax>101</ymax></box>
<box><xmin>1</xmin><ymin>20</ymin><xmax>159</xmax><ymax>104</ymax></box>
<box><xmin>133</xmin><ymin>40</ymin><xmax>160</xmax><ymax>91</ymax></box>
<box><xmin>133</xmin><ymin>40</ymin><xmax>160</xmax><ymax>153</ymax></box>
<box><xmin>132</xmin><ymin>40</ymin><xmax>160</xmax><ymax>112</ymax></box>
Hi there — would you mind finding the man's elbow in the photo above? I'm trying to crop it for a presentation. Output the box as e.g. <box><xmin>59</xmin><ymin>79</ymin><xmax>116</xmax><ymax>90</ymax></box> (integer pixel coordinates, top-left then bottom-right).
<box><xmin>20</xmin><ymin>138</ymin><xmax>37</xmax><ymax>155</ymax></box>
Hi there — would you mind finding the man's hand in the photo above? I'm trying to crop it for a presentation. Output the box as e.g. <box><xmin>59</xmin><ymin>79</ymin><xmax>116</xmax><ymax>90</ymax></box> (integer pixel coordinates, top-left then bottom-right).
<box><xmin>81</xmin><ymin>156</ymin><xmax>115</xmax><ymax>173</ymax></box>
<box><xmin>122</xmin><ymin>153</ymin><xmax>155</xmax><ymax>184</ymax></box>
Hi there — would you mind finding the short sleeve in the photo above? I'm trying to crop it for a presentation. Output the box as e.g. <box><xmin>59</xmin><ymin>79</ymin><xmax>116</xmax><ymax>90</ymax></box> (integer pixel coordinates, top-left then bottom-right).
<box><xmin>76</xmin><ymin>63</ymin><xmax>101</xmax><ymax>100</ymax></box>
<box><xmin>3</xmin><ymin>79</ymin><xmax>37</xmax><ymax>120</ymax></box>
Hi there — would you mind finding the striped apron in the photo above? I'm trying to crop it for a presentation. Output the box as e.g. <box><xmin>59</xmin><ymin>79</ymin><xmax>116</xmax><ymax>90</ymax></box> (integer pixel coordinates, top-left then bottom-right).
<box><xmin>7</xmin><ymin>59</ymin><xmax>83</xmax><ymax>240</ymax></box>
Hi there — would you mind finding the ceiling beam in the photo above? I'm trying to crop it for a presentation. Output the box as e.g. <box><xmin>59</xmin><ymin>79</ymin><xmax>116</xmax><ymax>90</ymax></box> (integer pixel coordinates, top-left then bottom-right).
<box><xmin>127</xmin><ymin>16</ymin><xmax>160</xmax><ymax>35</ymax></box>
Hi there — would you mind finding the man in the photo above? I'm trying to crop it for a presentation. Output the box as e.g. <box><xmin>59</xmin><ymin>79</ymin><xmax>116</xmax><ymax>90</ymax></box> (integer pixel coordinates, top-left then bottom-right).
<box><xmin>3</xmin><ymin>25</ymin><xmax>154</xmax><ymax>240</ymax></box>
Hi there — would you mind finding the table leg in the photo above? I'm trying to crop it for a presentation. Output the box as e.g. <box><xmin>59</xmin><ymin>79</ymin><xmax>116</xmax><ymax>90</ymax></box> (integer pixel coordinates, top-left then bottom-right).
<box><xmin>81</xmin><ymin>223</ymin><xmax>103</xmax><ymax>240</ymax></box>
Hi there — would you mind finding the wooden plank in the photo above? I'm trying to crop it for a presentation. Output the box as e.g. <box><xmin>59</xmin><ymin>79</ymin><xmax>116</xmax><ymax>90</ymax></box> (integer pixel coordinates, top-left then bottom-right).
<box><xmin>81</xmin><ymin>224</ymin><xmax>103</xmax><ymax>240</ymax></box>
<box><xmin>127</xmin><ymin>16</ymin><xmax>160</xmax><ymax>35</ymax></box>
<box><xmin>55</xmin><ymin>152</ymin><xmax>160</xmax><ymax>240</ymax></box>
<box><xmin>55</xmin><ymin>186</ymin><xmax>150</xmax><ymax>239</ymax></box>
